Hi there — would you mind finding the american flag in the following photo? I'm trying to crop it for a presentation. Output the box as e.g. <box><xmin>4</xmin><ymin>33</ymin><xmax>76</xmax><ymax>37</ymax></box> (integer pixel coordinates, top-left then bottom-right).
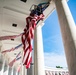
<box><xmin>9</xmin><ymin>52</ymin><xmax>21</xmax><ymax>67</ymax></box>
<box><xmin>0</xmin><ymin>33</ymin><xmax>22</xmax><ymax>41</ymax></box>
<box><xmin>1</xmin><ymin>44</ymin><xmax>22</xmax><ymax>53</ymax></box>
<box><xmin>22</xmin><ymin>14</ymin><xmax>44</xmax><ymax>69</ymax></box>
<box><xmin>17</xmin><ymin>65</ymin><xmax>21</xmax><ymax>72</ymax></box>
<box><xmin>22</xmin><ymin>27</ymin><xmax>32</xmax><ymax>68</ymax></box>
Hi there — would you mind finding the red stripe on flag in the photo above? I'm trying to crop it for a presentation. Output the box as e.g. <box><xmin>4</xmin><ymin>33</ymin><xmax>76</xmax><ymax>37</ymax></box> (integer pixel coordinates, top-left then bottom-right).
<box><xmin>22</xmin><ymin>36</ymin><xmax>32</xmax><ymax>65</ymax></box>
<box><xmin>1</xmin><ymin>48</ymin><xmax>14</xmax><ymax>53</ymax></box>
<box><xmin>9</xmin><ymin>59</ymin><xmax>16</xmax><ymax>67</ymax></box>
<box><xmin>26</xmin><ymin>56</ymin><xmax>32</xmax><ymax>69</ymax></box>
<box><xmin>0</xmin><ymin>33</ymin><xmax>22</xmax><ymax>41</ymax></box>
<box><xmin>24</xmin><ymin>51</ymin><xmax>30</xmax><ymax>65</ymax></box>
<box><xmin>9</xmin><ymin>52</ymin><xmax>21</xmax><ymax>67</ymax></box>
<box><xmin>1</xmin><ymin>44</ymin><xmax>22</xmax><ymax>53</ymax></box>
<box><xmin>17</xmin><ymin>65</ymin><xmax>21</xmax><ymax>72</ymax></box>
<box><xmin>22</xmin><ymin>31</ymin><xmax>32</xmax><ymax>68</ymax></box>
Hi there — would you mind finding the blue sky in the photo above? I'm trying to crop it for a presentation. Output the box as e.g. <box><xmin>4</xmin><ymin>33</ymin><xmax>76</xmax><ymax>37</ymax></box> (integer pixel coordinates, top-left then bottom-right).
<box><xmin>42</xmin><ymin>0</ymin><xmax>76</xmax><ymax>68</ymax></box>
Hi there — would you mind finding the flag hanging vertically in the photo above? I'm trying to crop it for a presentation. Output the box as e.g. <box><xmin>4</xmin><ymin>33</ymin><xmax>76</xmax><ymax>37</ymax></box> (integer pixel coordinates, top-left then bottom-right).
<box><xmin>0</xmin><ymin>33</ymin><xmax>22</xmax><ymax>41</ymax></box>
<box><xmin>1</xmin><ymin>44</ymin><xmax>22</xmax><ymax>53</ymax></box>
<box><xmin>9</xmin><ymin>52</ymin><xmax>21</xmax><ymax>67</ymax></box>
<box><xmin>22</xmin><ymin>14</ymin><xmax>44</xmax><ymax>69</ymax></box>
<box><xmin>17</xmin><ymin>65</ymin><xmax>21</xmax><ymax>72</ymax></box>
<box><xmin>22</xmin><ymin>23</ymin><xmax>32</xmax><ymax>69</ymax></box>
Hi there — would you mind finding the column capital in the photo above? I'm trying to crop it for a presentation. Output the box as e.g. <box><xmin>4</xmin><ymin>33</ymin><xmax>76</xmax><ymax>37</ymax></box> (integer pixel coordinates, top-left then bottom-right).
<box><xmin>36</xmin><ymin>21</ymin><xmax>44</xmax><ymax>27</ymax></box>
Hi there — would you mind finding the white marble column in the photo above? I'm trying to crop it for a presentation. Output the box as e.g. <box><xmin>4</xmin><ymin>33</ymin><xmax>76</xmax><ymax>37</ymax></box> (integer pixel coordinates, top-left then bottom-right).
<box><xmin>22</xmin><ymin>66</ymin><xmax>25</xmax><ymax>75</ymax></box>
<box><xmin>24</xmin><ymin>67</ymin><xmax>27</xmax><ymax>75</ymax></box>
<box><xmin>3</xmin><ymin>64</ymin><xmax>9</xmax><ymax>75</ymax></box>
<box><xmin>16</xmin><ymin>72</ymin><xmax>18</xmax><ymax>75</ymax></box>
<box><xmin>13</xmin><ymin>68</ymin><xmax>16</xmax><ymax>75</ymax></box>
<box><xmin>21</xmin><ymin>66</ymin><xmax>24</xmax><ymax>75</ymax></box>
<box><xmin>1</xmin><ymin>59</ymin><xmax>5</xmax><ymax>75</ymax></box>
<box><xmin>0</xmin><ymin>55</ymin><xmax>3</xmax><ymax>72</ymax></box>
<box><xmin>16</xmin><ymin>71</ymin><xmax>20</xmax><ymax>75</ymax></box>
<box><xmin>8</xmin><ymin>67</ymin><xmax>13</xmax><ymax>75</ymax></box>
<box><xmin>27</xmin><ymin>49</ymin><xmax>34</xmax><ymax>75</ymax></box>
<box><xmin>27</xmin><ymin>63</ymin><xmax>34</xmax><ymax>75</ymax></box>
<box><xmin>19</xmin><ymin>64</ymin><xmax>25</xmax><ymax>75</ymax></box>
<box><xmin>27</xmin><ymin>50</ymin><xmax>33</xmax><ymax>75</ymax></box>
<box><xmin>34</xmin><ymin>23</ymin><xmax>45</xmax><ymax>75</ymax></box>
<box><xmin>7</xmin><ymin>66</ymin><xmax>9</xmax><ymax>75</ymax></box>
<box><xmin>54</xmin><ymin>0</ymin><xmax>76</xmax><ymax>75</ymax></box>
<box><xmin>11</xmin><ymin>67</ymin><xmax>14</xmax><ymax>75</ymax></box>
<box><xmin>57</xmin><ymin>72</ymin><xmax>59</xmax><ymax>75</ymax></box>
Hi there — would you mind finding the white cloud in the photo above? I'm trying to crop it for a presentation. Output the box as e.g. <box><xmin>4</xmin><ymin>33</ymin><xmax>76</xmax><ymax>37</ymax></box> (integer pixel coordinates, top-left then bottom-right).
<box><xmin>44</xmin><ymin>52</ymin><xmax>67</xmax><ymax>68</ymax></box>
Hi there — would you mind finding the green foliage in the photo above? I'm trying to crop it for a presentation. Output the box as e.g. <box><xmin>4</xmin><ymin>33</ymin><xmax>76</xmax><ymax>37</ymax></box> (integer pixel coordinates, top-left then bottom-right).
<box><xmin>56</xmin><ymin>66</ymin><xmax>63</xmax><ymax>68</ymax></box>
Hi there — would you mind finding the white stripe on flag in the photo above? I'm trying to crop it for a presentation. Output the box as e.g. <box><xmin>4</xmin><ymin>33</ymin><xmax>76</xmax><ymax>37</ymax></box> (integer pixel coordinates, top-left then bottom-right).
<box><xmin>26</xmin><ymin>51</ymin><xmax>31</xmax><ymax>65</ymax></box>
<box><xmin>23</xmin><ymin>48</ymin><xmax>29</xmax><ymax>64</ymax></box>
